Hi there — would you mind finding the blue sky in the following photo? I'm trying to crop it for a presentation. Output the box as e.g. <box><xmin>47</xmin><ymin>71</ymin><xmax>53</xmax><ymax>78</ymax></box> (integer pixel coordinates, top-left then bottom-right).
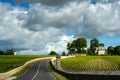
<box><xmin>0</xmin><ymin>0</ymin><xmax>120</xmax><ymax>54</ymax></box>
<box><xmin>0</xmin><ymin>0</ymin><xmax>29</xmax><ymax>8</ymax></box>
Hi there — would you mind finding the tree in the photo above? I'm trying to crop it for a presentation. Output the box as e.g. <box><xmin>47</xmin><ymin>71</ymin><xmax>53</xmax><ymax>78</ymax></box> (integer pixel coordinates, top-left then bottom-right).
<box><xmin>67</xmin><ymin>37</ymin><xmax>87</xmax><ymax>54</ymax></box>
<box><xmin>67</xmin><ymin>42</ymin><xmax>75</xmax><ymax>54</ymax></box>
<box><xmin>90</xmin><ymin>38</ymin><xmax>99</xmax><ymax>54</ymax></box>
<box><xmin>0</xmin><ymin>49</ymin><xmax>16</xmax><ymax>55</ymax></box>
<box><xmin>0</xmin><ymin>50</ymin><xmax>4</xmax><ymax>55</ymax></box>
<box><xmin>87</xmin><ymin>48</ymin><xmax>93</xmax><ymax>55</ymax></box>
<box><xmin>74</xmin><ymin>37</ymin><xmax>87</xmax><ymax>53</ymax></box>
<box><xmin>107</xmin><ymin>46</ymin><xmax>114</xmax><ymax>55</ymax></box>
<box><xmin>62</xmin><ymin>51</ymin><xmax>66</xmax><ymax>56</ymax></box>
<box><xmin>99</xmin><ymin>43</ymin><xmax>104</xmax><ymax>47</ymax></box>
<box><xmin>49</xmin><ymin>51</ymin><xmax>58</xmax><ymax>55</ymax></box>
<box><xmin>114</xmin><ymin>45</ymin><xmax>120</xmax><ymax>55</ymax></box>
<box><xmin>5</xmin><ymin>49</ymin><xmax>14</xmax><ymax>55</ymax></box>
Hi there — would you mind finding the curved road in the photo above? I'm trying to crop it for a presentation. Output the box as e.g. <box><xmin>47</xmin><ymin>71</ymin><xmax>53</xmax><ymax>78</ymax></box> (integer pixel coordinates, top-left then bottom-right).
<box><xmin>14</xmin><ymin>59</ymin><xmax>57</xmax><ymax>80</ymax></box>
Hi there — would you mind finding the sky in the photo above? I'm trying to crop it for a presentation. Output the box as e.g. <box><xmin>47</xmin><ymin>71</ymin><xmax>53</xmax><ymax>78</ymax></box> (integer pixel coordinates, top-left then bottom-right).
<box><xmin>0</xmin><ymin>0</ymin><xmax>120</xmax><ymax>55</ymax></box>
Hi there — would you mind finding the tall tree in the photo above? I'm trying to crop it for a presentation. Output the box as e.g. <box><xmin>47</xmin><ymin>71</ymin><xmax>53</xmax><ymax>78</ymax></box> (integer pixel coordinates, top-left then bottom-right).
<box><xmin>62</xmin><ymin>51</ymin><xmax>66</xmax><ymax>56</ymax></box>
<box><xmin>67</xmin><ymin>37</ymin><xmax>87</xmax><ymax>54</ymax></box>
<box><xmin>107</xmin><ymin>46</ymin><xmax>114</xmax><ymax>55</ymax></box>
<box><xmin>0</xmin><ymin>50</ymin><xmax>4</xmax><ymax>55</ymax></box>
<box><xmin>90</xmin><ymin>38</ymin><xmax>99</xmax><ymax>54</ymax></box>
<box><xmin>114</xmin><ymin>45</ymin><xmax>120</xmax><ymax>55</ymax></box>
<box><xmin>67</xmin><ymin>42</ymin><xmax>75</xmax><ymax>54</ymax></box>
<box><xmin>74</xmin><ymin>37</ymin><xmax>87</xmax><ymax>53</ymax></box>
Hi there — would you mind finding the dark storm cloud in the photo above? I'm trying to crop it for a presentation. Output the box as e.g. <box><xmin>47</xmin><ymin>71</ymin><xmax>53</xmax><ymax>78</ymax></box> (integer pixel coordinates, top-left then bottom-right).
<box><xmin>0</xmin><ymin>39</ymin><xmax>15</xmax><ymax>50</ymax></box>
<box><xmin>14</xmin><ymin>0</ymin><xmax>89</xmax><ymax>7</ymax></box>
<box><xmin>14</xmin><ymin>0</ymin><xmax>120</xmax><ymax>7</ymax></box>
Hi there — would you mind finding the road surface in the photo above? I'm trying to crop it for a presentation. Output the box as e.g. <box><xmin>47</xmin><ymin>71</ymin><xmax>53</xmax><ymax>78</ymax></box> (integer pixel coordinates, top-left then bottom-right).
<box><xmin>14</xmin><ymin>59</ymin><xmax>57</xmax><ymax>80</ymax></box>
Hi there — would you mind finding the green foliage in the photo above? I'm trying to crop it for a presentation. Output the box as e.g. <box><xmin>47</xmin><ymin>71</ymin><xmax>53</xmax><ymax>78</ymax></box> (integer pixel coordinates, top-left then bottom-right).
<box><xmin>107</xmin><ymin>45</ymin><xmax>120</xmax><ymax>55</ymax></box>
<box><xmin>49</xmin><ymin>51</ymin><xmax>58</xmax><ymax>55</ymax></box>
<box><xmin>0</xmin><ymin>49</ymin><xmax>15</xmax><ymax>55</ymax></box>
<box><xmin>0</xmin><ymin>55</ymin><xmax>50</xmax><ymax>73</ymax></box>
<box><xmin>90</xmin><ymin>38</ymin><xmax>99</xmax><ymax>54</ymax></box>
<box><xmin>74</xmin><ymin>38</ymin><xmax>87</xmax><ymax>53</ymax></box>
<box><xmin>61</xmin><ymin>56</ymin><xmax>120</xmax><ymax>71</ymax></box>
<box><xmin>99</xmin><ymin>43</ymin><xmax>104</xmax><ymax>47</ymax></box>
<box><xmin>62</xmin><ymin>51</ymin><xmax>66</xmax><ymax>56</ymax></box>
<box><xmin>67</xmin><ymin>42</ymin><xmax>75</xmax><ymax>54</ymax></box>
<box><xmin>0</xmin><ymin>50</ymin><xmax>4</xmax><ymax>55</ymax></box>
<box><xmin>114</xmin><ymin>45</ymin><xmax>120</xmax><ymax>55</ymax></box>
<box><xmin>67</xmin><ymin>37</ymin><xmax>87</xmax><ymax>54</ymax></box>
<box><xmin>87</xmin><ymin>48</ymin><xmax>96</xmax><ymax>55</ymax></box>
<box><xmin>48</xmin><ymin>62</ymin><xmax>68</xmax><ymax>80</ymax></box>
<box><xmin>107</xmin><ymin>46</ymin><xmax>114</xmax><ymax>55</ymax></box>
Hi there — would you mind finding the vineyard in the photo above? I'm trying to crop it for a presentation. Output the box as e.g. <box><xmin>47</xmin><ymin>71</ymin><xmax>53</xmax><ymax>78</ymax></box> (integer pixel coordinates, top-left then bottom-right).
<box><xmin>0</xmin><ymin>55</ymin><xmax>50</xmax><ymax>73</ymax></box>
<box><xmin>61</xmin><ymin>56</ymin><xmax>120</xmax><ymax>71</ymax></box>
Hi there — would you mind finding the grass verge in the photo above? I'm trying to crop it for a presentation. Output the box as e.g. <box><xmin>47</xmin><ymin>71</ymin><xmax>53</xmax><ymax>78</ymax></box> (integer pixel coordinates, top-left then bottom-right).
<box><xmin>0</xmin><ymin>55</ymin><xmax>52</xmax><ymax>73</ymax></box>
<box><xmin>13</xmin><ymin>62</ymin><xmax>35</xmax><ymax>77</ymax></box>
<box><xmin>48</xmin><ymin>62</ymin><xmax>68</xmax><ymax>80</ymax></box>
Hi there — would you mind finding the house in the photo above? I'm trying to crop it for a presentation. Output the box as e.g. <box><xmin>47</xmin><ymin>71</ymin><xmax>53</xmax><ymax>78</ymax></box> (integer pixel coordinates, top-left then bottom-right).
<box><xmin>96</xmin><ymin>47</ymin><xmax>106</xmax><ymax>55</ymax></box>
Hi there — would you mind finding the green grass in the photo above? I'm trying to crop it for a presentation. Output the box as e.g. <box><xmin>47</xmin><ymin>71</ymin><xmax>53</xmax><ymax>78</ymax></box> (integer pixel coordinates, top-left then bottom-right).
<box><xmin>13</xmin><ymin>62</ymin><xmax>34</xmax><ymax>77</ymax></box>
<box><xmin>0</xmin><ymin>55</ymin><xmax>52</xmax><ymax>73</ymax></box>
<box><xmin>48</xmin><ymin>62</ymin><xmax>68</xmax><ymax>80</ymax></box>
<box><xmin>61</xmin><ymin>56</ymin><xmax>120</xmax><ymax>71</ymax></box>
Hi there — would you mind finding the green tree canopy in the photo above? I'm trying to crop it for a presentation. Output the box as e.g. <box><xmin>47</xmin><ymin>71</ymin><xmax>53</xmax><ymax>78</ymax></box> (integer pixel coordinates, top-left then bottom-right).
<box><xmin>99</xmin><ymin>43</ymin><xmax>104</xmax><ymax>47</ymax></box>
<box><xmin>67</xmin><ymin>37</ymin><xmax>87</xmax><ymax>54</ymax></box>
<box><xmin>49</xmin><ymin>51</ymin><xmax>58</xmax><ymax>55</ymax></box>
<box><xmin>114</xmin><ymin>45</ymin><xmax>120</xmax><ymax>55</ymax></box>
<box><xmin>74</xmin><ymin>37</ymin><xmax>87</xmax><ymax>53</ymax></box>
<box><xmin>0</xmin><ymin>50</ymin><xmax>4</xmax><ymax>55</ymax></box>
<box><xmin>67</xmin><ymin>42</ymin><xmax>75</xmax><ymax>54</ymax></box>
<box><xmin>107</xmin><ymin>46</ymin><xmax>114</xmax><ymax>55</ymax></box>
<box><xmin>90</xmin><ymin>38</ymin><xmax>99</xmax><ymax>54</ymax></box>
<box><xmin>62</xmin><ymin>51</ymin><xmax>66</xmax><ymax>56</ymax></box>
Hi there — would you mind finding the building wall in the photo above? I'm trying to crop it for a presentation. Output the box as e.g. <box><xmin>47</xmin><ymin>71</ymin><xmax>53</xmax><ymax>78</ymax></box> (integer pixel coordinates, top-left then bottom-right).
<box><xmin>98</xmin><ymin>50</ymin><xmax>106</xmax><ymax>55</ymax></box>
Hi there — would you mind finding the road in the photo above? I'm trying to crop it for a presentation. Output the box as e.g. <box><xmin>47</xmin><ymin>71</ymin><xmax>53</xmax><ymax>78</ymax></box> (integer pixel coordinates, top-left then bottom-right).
<box><xmin>14</xmin><ymin>59</ymin><xmax>57</xmax><ymax>80</ymax></box>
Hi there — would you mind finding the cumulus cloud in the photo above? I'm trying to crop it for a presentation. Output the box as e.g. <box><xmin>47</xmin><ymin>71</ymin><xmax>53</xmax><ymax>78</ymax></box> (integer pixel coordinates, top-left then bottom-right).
<box><xmin>1</xmin><ymin>0</ymin><xmax>120</xmax><ymax>54</ymax></box>
<box><xmin>0</xmin><ymin>2</ymin><xmax>74</xmax><ymax>54</ymax></box>
<box><xmin>22</xmin><ymin>1</ymin><xmax>120</xmax><ymax>38</ymax></box>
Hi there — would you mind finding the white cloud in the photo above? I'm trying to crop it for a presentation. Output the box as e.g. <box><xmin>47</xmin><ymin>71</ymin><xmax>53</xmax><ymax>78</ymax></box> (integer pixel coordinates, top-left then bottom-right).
<box><xmin>23</xmin><ymin>1</ymin><xmax>120</xmax><ymax>38</ymax></box>
<box><xmin>0</xmin><ymin>3</ymin><xmax>72</xmax><ymax>54</ymax></box>
<box><xmin>0</xmin><ymin>0</ymin><xmax>120</xmax><ymax>54</ymax></box>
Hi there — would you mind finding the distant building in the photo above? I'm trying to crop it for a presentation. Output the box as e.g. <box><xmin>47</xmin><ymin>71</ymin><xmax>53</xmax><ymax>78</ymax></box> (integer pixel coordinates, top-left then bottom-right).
<box><xmin>96</xmin><ymin>47</ymin><xmax>106</xmax><ymax>55</ymax></box>
<box><xmin>12</xmin><ymin>49</ymin><xmax>16</xmax><ymax>55</ymax></box>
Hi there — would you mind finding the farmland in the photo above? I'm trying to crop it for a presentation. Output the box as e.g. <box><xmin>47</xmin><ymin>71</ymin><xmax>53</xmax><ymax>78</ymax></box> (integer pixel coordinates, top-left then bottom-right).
<box><xmin>61</xmin><ymin>56</ymin><xmax>120</xmax><ymax>71</ymax></box>
<box><xmin>0</xmin><ymin>55</ymin><xmax>51</xmax><ymax>73</ymax></box>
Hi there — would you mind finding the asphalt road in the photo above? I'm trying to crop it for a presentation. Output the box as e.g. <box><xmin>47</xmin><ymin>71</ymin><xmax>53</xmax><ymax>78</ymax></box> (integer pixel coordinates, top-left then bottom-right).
<box><xmin>14</xmin><ymin>59</ymin><xmax>57</xmax><ymax>80</ymax></box>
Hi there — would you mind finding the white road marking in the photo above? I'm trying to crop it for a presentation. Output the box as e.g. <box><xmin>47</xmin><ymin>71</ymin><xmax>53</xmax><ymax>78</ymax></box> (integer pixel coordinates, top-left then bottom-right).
<box><xmin>31</xmin><ymin>62</ymin><xmax>42</xmax><ymax>80</ymax></box>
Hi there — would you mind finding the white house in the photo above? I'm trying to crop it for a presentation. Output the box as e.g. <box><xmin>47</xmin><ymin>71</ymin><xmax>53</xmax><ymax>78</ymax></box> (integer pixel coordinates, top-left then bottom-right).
<box><xmin>96</xmin><ymin>47</ymin><xmax>106</xmax><ymax>55</ymax></box>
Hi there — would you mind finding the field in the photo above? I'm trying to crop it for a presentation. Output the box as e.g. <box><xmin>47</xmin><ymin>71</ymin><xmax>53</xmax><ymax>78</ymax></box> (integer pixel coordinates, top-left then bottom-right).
<box><xmin>0</xmin><ymin>55</ymin><xmax>50</xmax><ymax>73</ymax></box>
<box><xmin>61</xmin><ymin>56</ymin><xmax>120</xmax><ymax>71</ymax></box>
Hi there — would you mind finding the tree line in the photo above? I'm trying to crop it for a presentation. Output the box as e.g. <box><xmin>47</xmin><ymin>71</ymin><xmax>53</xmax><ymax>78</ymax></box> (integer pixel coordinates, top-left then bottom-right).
<box><xmin>107</xmin><ymin>46</ymin><xmax>120</xmax><ymax>55</ymax></box>
<box><xmin>0</xmin><ymin>49</ymin><xmax>16</xmax><ymax>55</ymax></box>
<box><xmin>49</xmin><ymin>37</ymin><xmax>120</xmax><ymax>56</ymax></box>
<box><xmin>67</xmin><ymin>37</ymin><xmax>120</xmax><ymax>55</ymax></box>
